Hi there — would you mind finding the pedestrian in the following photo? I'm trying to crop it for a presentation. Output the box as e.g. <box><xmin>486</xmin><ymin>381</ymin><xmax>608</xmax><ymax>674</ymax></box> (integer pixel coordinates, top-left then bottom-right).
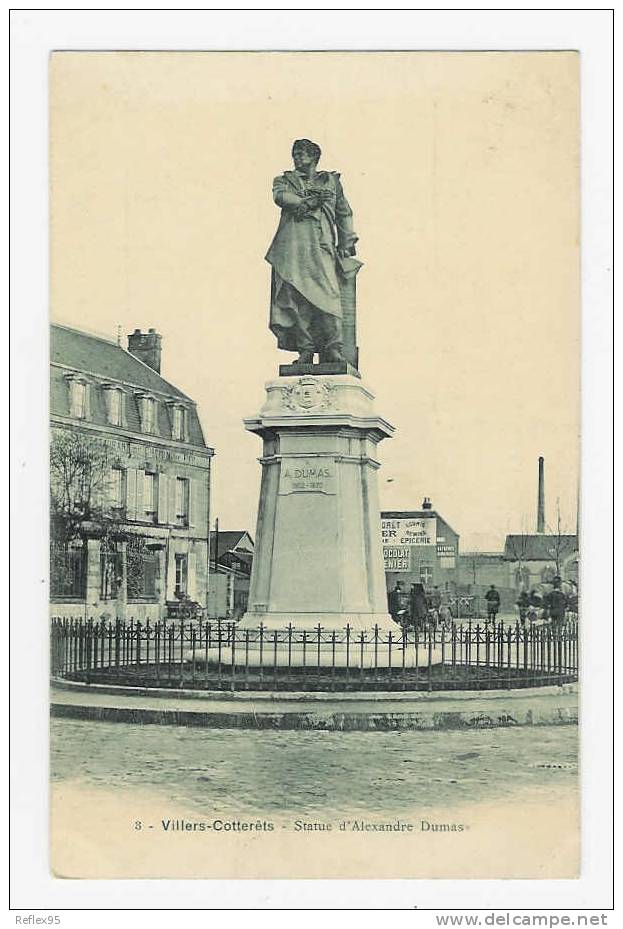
<box><xmin>516</xmin><ymin>589</ymin><xmax>530</xmax><ymax>627</ymax></box>
<box><xmin>528</xmin><ymin>588</ymin><xmax>542</xmax><ymax>624</ymax></box>
<box><xmin>485</xmin><ymin>584</ymin><xmax>501</xmax><ymax>625</ymax></box>
<box><xmin>438</xmin><ymin>603</ymin><xmax>453</xmax><ymax>632</ymax></box>
<box><xmin>388</xmin><ymin>581</ymin><xmax>406</xmax><ymax>624</ymax></box>
<box><xmin>409</xmin><ymin>582</ymin><xmax>429</xmax><ymax>633</ymax></box>
<box><xmin>430</xmin><ymin>586</ymin><xmax>442</xmax><ymax>629</ymax></box>
<box><xmin>543</xmin><ymin>576</ymin><xmax>567</xmax><ymax>631</ymax></box>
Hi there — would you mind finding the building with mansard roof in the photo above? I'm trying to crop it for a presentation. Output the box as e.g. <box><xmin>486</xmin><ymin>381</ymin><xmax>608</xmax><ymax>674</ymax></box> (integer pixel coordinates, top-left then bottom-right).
<box><xmin>50</xmin><ymin>323</ymin><xmax>214</xmax><ymax>621</ymax></box>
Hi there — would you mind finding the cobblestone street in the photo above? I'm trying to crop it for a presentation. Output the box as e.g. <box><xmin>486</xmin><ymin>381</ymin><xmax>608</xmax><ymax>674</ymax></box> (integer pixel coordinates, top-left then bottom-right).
<box><xmin>51</xmin><ymin>719</ymin><xmax>578</xmax><ymax>819</ymax></box>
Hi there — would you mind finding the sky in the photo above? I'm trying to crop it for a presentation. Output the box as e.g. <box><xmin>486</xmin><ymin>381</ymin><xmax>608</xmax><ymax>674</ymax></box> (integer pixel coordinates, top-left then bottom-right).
<box><xmin>50</xmin><ymin>51</ymin><xmax>580</xmax><ymax>551</ymax></box>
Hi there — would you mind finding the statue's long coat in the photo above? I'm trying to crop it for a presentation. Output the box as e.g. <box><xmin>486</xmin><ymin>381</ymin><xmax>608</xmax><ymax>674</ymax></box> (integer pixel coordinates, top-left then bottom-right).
<box><xmin>266</xmin><ymin>170</ymin><xmax>358</xmax><ymax>351</ymax></box>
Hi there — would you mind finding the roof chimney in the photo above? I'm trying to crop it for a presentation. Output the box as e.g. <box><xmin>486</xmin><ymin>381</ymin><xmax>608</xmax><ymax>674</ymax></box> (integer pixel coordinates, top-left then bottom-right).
<box><xmin>422</xmin><ymin>497</ymin><xmax>432</xmax><ymax>510</ymax></box>
<box><xmin>127</xmin><ymin>328</ymin><xmax>162</xmax><ymax>374</ymax></box>
<box><xmin>537</xmin><ymin>456</ymin><xmax>545</xmax><ymax>533</ymax></box>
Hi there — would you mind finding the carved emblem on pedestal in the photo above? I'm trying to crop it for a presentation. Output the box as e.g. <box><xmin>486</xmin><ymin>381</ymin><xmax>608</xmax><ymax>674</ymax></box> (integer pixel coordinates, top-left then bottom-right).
<box><xmin>283</xmin><ymin>377</ymin><xmax>337</xmax><ymax>412</ymax></box>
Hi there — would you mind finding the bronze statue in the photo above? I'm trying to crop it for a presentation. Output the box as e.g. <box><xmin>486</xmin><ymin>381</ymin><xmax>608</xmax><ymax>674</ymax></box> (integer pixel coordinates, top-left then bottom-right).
<box><xmin>266</xmin><ymin>139</ymin><xmax>362</xmax><ymax>368</ymax></box>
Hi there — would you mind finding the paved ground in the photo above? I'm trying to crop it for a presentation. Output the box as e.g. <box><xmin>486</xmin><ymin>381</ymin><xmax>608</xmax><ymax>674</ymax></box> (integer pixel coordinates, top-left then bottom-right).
<box><xmin>51</xmin><ymin>718</ymin><xmax>578</xmax><ymax>818</ymax></box>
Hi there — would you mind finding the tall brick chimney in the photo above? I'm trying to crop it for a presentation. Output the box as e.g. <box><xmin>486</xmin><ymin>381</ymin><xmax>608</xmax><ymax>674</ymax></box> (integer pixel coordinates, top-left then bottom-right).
<box><xmin>537</xmin><ymin>456</ymin><xmax>545</xmax><ymax>533</ymax></box>
<box><xmin>127</xmin><ymin>328</ymin><xmax>162</xmax><ymax>374</ymax></box>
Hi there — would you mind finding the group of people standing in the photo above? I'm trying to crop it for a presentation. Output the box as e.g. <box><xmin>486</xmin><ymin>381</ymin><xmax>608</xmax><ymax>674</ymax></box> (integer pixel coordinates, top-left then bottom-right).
<box><xmin>387</xmin><ymin>582</ymin><xmax>452</xmax><ymax>632</ymax></box>
<box><xmin>387</xmin><ymin>576</ymin><xmax>577</xmax><ymax>632</ymax></box>
<box><xmin>515</xmin><ymin>576</ymin><xmax>576</xmax><ymax>628</ymax></box>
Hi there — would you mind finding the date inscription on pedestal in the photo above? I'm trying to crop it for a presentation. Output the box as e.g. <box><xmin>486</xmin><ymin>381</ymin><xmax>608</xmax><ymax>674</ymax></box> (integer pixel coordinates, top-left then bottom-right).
<box><xmin>279</xmin><ymin>458</ymin><xmax>337</xmax><ymax>495</ymax></box>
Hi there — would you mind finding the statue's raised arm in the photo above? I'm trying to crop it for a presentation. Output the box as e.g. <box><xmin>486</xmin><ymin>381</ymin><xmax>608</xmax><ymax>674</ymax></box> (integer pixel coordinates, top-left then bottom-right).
<box><xmin>265</xmin><ymin>139</ymin><xmax>362</xmax><ymax>372</ymax></box>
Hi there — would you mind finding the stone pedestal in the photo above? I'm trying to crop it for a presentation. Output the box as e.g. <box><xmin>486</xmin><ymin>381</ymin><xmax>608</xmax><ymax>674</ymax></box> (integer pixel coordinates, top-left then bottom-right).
<box><xmin>239</xmin><ymin>374</ymin><xmax>399</xmax><ymax>634</ymax></box>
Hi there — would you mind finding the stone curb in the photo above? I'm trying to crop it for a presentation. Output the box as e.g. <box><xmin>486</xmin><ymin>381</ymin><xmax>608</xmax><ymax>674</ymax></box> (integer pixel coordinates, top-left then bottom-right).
<box><xmin>50</xmin><ymin>702</ymin><xmax>578</xmax><ymax>731</ymax></box>
<box><xmin>50</xmin><ymin>681</ymin><xmax>578</xmax><ymax>731</ymax></box>
<box><xmin>50</xmin><ymin>676</ymin><xmax>578</xmax><ymax>704</ymax></box>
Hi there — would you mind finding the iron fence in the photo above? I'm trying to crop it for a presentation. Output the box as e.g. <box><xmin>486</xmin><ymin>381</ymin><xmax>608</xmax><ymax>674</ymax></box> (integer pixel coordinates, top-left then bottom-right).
<box><xmin>50</xmin><ymin>617</ymin><xmax>578</xmax><ymax>693</ymax></box>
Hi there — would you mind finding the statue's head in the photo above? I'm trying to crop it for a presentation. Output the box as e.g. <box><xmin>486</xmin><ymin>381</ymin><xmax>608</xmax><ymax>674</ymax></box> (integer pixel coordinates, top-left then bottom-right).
<box><xmin>292</xmin><ymin>138</ymin><xmax>321</xmax><ymax>172</ymax></box>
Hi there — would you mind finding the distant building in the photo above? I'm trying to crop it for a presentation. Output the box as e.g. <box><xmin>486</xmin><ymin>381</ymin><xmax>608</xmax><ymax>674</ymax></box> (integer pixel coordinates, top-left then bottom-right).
<box><xmin>502</xmin><ymin>534</ymin><xmax>579</xmax><ymax>590</ymax></box>
<box><xmin>50</xmin><ymin>324</ymin><xmax>214</xmax><ymax>620</ymax></box>
<box><xmin>458</xmin><ymin>551</ymin><xmax>509</xmax><ymax>590</ymax></box>
<box><xmin>207</xmin><ymin>530</ymin><xmax>254</xmax><ymax>620</ymax></box>
<box><xmin>381</xmin><ymin>498</ymin><xmax>459</xmax><ymax>593</ymax></box>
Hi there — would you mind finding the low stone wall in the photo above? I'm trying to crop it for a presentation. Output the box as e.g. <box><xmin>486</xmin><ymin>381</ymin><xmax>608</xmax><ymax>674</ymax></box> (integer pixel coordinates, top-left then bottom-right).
<box><xmin>51</xmin><ymin>679</ymin><xmax>578</xmax><ymax>732</ymax></box>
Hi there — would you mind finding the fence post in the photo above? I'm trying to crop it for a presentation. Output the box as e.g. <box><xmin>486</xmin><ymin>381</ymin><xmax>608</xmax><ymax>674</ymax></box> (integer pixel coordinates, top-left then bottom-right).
<box><xmin>155</xmin><ymin>621</ymin><xmax>160</xmax><ymax>684</ymax></box>
<box><xmin>401</xmin><ymin>624</ymin><xmax>407</xmax><ymax>691</ymax></box>
<box><xmin>168</xmin><ymin>623</ymin><xmax>174</xmax><ymax>684</ymax></box>
<box><xmin>245</xmin><ymin>629</ymin><xmax>250</xmax><ymax>690</ymax></box>
<box><xmin>78</xmin><ymin>620</ymin><xmax>85</xmax><ymax>671</ymax></box>
<box><xmin>230</xmin><ymin>624</ymin><xmax>236</xmax><ymax>693</ymax></box>
<box><xmin>427</xmin><ymin>628</ymin><xmax>433</xmax><ymax>692</ymax></box>
<box><xmin>191</xmin><ymin>622</ymin><xmax>197</xmax><ymax>686</ymax></box>
<box><xmin>345</xmin><ymin>624</ymin><xmax>351</xmax><ymax>686</ymax></box>
<box><xmin>205</xmin><ymin>620</ymin><xmax>211</xmax><ymax>687</ymax></box>
<box><xmin>114</xmin><ymin>618</ymin><xmax>121</xmax><ymax>669</ymax></box>
<box><xmin>145</xmin><ymin>619</ymin><xmax>151</xmax><ymax>669</ymax></box>
<box><xmin>217</xmin><ymin>620</ymin><xmax>222</xmax><ymax>689</ymax></box>
<box><xmin>178</xmin><ymin>619</ymin><xmax>185</xmax><ymax>688</ymax></box>
<box><xmin>272</xmin><ymin>631</ymin><xmax>278</xmax><ymax>689</ymax></box>
<box><xmin>316</xmin><ymin>624</ymin><xmax>322</xmax><ymax>688</ymax></box>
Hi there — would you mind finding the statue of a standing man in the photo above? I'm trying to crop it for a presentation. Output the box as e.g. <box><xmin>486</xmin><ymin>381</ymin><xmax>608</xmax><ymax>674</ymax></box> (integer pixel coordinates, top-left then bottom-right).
<box><xmin>266</xmin><ymin>139</ymin><xmax>361</xmax><ymax>366</ymax></box>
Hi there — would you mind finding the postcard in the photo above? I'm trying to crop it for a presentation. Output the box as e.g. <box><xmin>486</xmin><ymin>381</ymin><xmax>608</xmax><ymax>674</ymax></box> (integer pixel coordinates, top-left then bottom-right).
<box><xmin>48</xmin><ymin>50</ymin><xmax>580</xmax><ymax>882</ymax></box>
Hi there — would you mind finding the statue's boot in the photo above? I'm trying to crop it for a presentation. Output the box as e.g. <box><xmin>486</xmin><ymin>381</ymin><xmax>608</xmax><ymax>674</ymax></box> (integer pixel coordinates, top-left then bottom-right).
<box><xmin>295</xmin><ymin>351</ymin><xmax>314</xmax><ymax>365</ymax></box>
<box><xmin>318</xmin><ymin>313</ymin><xmax>345</xmax><ymax>363</ymax></box>
<box><xmin>323</xmin><ymin>347</ymin><xmax>345</xmax><ymax>363</ymax></box>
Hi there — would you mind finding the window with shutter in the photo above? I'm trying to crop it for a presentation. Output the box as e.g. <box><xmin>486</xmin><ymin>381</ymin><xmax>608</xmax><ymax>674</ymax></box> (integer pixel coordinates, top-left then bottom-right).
<box><xmin>172</xmin><ymin>406</ymin><xmax>187</xmax><ymax>441</ymax></box>
<box><xmin>175</xmin><ymin>554</ymin><xmax>188</xmax><ymax>596</ymax></box>
<box><xmin>187</xmin><ymin>551</ymin><xmax>197</xmax><ymax>599</ymax></box>
<box><xmin>70</xmin><ymin>380</ymin><xmax>86</xmax><ymax>418</ymax></box>
<box><xmin>168</xmin><ymin>475</ymin><xmax>178</xmax><ymax>524</ymax></box>
<box><xmin>157</xmin><ymin>473</ymin><xmax>168</xmax><ymax>524</ymax></box>
<box><xmin>187</xmin><ymin>479</ymin><xmax>195</xmax><ymax>528</ymax></box>
<box><xmin>126</xmin><ymin>469</ymin><xmax>138</xmax><ymax>521</ymax></box>
<box><xmin>106</xmin><ymin>388</ymin><xmax>121</xmax><ymax>426</ymax></box>
<box><xmin>140</xmin><ymin>396</ymin><xmax>157</xmax><ymax>434</ymax></box>
<box><xmin>109</xmin><ymin>467</ymin><xmax>126</xmax><ymax>513</ymax></box>
<box><xmin>144</xmin><ymin>472</ymin><xmax>158</xmax><ymax>523</ymax></box>
<box><xmin>175</xmin><ymin>478</ymin><xmax>189</xmax><ymax>527</ymax></box>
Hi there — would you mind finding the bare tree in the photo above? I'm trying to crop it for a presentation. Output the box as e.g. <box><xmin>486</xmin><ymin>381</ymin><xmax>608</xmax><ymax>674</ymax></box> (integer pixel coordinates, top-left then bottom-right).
<box><xmin>545</xmin><ymin>499</ymin><xmax>577</xmax><ymax>577</ymax></box>
<box><xmin>50</xmin><ymin>430</ymin><xmax>121</xmax><ymax>543</ymax></box>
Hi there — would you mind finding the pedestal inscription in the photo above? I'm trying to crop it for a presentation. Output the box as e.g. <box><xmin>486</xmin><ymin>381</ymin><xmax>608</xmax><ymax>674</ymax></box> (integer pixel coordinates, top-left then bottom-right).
<box><xmin>279</xmin><ymin>459</ymin><xmax>337</xmax><ymax>495</ymax></box>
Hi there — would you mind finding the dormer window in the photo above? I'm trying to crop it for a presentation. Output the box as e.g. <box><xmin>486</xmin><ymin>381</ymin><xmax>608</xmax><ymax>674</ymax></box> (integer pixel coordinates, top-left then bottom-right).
<box><xmin>138</xmin><ymin>395</ymin><xmax>157</xmax><ymax>434</ymax></box>
<box><xmin>68</xmin><ymin>377</ymin><xmax>89</xmax><ymax>419</ymax></box>
<box><xmin>103</xmin><ymin>385</ymin><xmax>124</xmax><ymax>427</ymax></box>
<box><xmin>172</xmin><ymin>405</ymin><xmax>187</xmax><ymax>442</ymax></box>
